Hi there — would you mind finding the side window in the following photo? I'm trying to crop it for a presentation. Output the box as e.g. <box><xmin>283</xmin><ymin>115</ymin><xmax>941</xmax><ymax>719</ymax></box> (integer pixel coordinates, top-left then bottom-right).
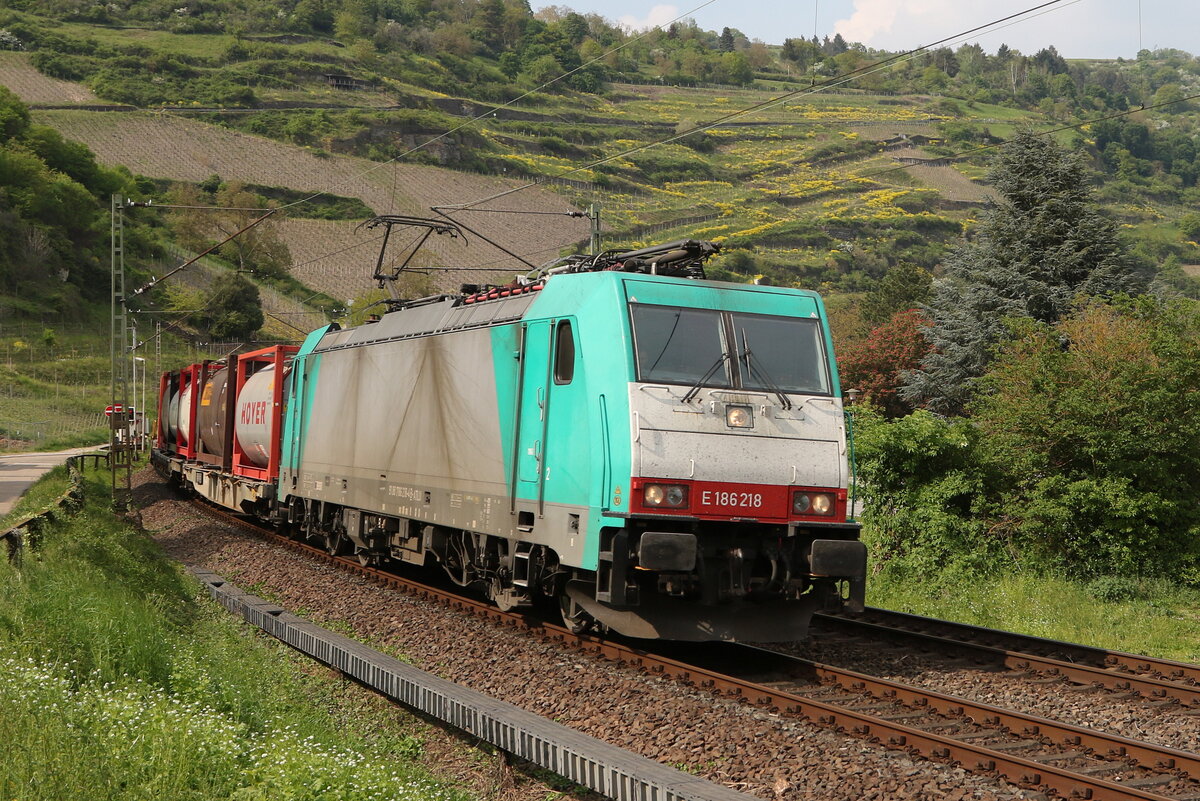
<box><xmin>553</xmin><ymin>320</ymin><xmax>575</xmax><ymax>384</ymax></box>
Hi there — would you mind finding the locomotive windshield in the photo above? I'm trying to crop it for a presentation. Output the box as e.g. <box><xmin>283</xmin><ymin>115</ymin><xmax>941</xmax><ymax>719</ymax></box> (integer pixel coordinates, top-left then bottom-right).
<box><xmin>630</xmin><ymin>306</ymin><xmax>733</xmax><ymax>387</ymax></box>
<box><xmin>630</xmin><ymin>304</ymin><xmax>830</xmax><ymax>395</ymax></box>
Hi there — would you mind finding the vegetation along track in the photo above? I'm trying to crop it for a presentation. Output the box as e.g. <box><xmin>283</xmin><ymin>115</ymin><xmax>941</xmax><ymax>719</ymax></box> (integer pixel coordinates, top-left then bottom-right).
<box><xmin>185</xmin><ymin>497</ymin><xmax>1200</xmax><ymax>801</ymax></box>
<box><xmin>811</xmin><ymin>608</ymin><xmax>1200</xmax><ymax>708</ymax></box>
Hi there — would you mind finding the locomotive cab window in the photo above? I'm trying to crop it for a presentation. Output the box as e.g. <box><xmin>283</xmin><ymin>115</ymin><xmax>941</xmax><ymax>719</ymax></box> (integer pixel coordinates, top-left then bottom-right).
<box><xmin>553</xmin><ymin>320</ymin><xmax>575</xmax><ymax>384</ymax></box>
<box><xmin>730</xmin><ymin>312</ymin><xmax>830</xmax><ymax>395</ymax></box>
<box><xmin>630</xmin><ymin>305</ymin><xmax>731</xmax><ymax>387</ymax></box>
<box><xmin>629</xmin><ymin>303</ymin><xmax>831</xmax><ymax>395</ymax></box>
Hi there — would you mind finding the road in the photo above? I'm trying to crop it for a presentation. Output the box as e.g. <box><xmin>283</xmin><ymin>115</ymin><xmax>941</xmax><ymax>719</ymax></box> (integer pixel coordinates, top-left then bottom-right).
<box><xmin>0</xmin><ymin>447</ymin><xmax>103</xmax><ymax>517</ymax></box>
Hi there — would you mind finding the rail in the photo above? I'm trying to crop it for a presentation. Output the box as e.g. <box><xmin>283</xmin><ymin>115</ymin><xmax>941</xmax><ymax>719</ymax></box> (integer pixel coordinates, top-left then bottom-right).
<box><xmin>815</xmin><ymin>609</ymin><xmax>1200</xmax><ymax>707</ymax></box>
<box><xmin>193</xmin><ymin>499</ymin><xmax>1200</xmax><ymax>801</ymax></box>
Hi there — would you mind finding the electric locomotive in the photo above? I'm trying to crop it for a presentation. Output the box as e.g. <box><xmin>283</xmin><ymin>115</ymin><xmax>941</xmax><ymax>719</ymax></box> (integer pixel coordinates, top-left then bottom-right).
<box><xmin>154</xmin><ymin>238</ymin><xmax>866</xmax><ymax>642</ymax></box>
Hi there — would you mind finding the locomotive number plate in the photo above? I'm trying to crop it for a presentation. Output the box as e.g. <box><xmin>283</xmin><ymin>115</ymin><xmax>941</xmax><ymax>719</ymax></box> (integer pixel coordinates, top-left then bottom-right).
<box><xmin>690</xmin><ymin>482</ymin><xmax>788</xmax><ymax>519</ymax></box>
<box><xmin>698</xmin><ymin>490</ymin><xmax>764</xmax><ymax>509</ymax></box>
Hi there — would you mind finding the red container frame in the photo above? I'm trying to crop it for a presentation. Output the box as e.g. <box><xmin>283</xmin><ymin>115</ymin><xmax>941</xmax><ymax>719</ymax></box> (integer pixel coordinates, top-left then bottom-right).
<box><xmin>192</xmin><ymin>360</ymin><xmax>228</xmax><ymax>467</ymax></box>
<box><xmin>231</xmin><ymin>345</ymin><xmax>299</xmax><ymax>482</ymax></box>
<box><xmin>176</xmin><ymin>362</ymin><xmax>210</xmax><ymax>461</ymax></box>
<box><xmin>155</xmin><ymin>371</ymin><xmax>172</xmax><ymax>451</ymax></box>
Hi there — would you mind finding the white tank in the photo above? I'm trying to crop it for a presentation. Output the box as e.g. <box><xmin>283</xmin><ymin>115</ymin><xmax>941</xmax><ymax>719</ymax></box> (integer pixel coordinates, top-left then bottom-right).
<box><xmin>167</xmin><ymin>390</ymin><xmax>180</xmax><ymax>439</ymax></box>
<box><xmin>235</xmin><ymin>364</ymin><xmax>281</xmax><ymax>467</ymax></box>
<box><xmin>179</xmin><ymin>384</ymin><xmax>193</xmax><ymax>445</ymax></box>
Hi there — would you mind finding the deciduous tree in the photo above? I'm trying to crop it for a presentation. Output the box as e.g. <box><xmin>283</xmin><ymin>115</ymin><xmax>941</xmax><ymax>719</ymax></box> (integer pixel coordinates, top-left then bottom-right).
<box><xmin>839</xmin><ymin>309</ymin><xmax>930</xmax><ymax>418</ymax></box>
<box><xmin>200</xmin><ymin>272</ymin><xmax>263</xmax><ymax>342</ymax></box>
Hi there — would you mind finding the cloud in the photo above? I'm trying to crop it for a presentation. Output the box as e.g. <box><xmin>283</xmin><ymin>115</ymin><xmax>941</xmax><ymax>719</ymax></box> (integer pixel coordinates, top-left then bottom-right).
<box><xmin>832</xmin><ymin>0</ymin><xmax>900</xmax><ymax>43</ymax></box>
<box><xmin>618</xmin><ymin>4</ymin><xmax>682</xmax><ymax>32</ymax></box>
<box><xmin>832</xmin><ymin>0</ymin><xmax>965</xmax><ymax>47</ymax></box>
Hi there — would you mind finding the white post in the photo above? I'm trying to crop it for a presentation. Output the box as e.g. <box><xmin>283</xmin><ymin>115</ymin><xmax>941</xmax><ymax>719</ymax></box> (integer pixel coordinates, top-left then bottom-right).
<box><xmin>134</xmin><ymin>356</ymin><xmax>146</xmax><ymax>451</ymax></box>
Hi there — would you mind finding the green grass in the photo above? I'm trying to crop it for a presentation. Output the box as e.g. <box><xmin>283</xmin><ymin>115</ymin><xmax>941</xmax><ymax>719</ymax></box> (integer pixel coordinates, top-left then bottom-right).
<box><xmin>868</xmin><ymin>570</ymin><xmax>1200</xmax><ymax>663</ymax></box>
<box><xmin>0</xmin><ymin>467</ymin><xmax>474</xmax><ymax>801</ymax></box>
<box><xmin>53</xmin><ymin>22</ymin><xmax>237</xmax><ymax>58</ymax></box>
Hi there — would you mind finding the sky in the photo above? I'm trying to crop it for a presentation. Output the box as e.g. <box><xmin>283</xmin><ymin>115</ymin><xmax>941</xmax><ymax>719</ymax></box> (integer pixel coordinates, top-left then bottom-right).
<box><xmin>536</xmin><ymin>0</ymin><xmax>1199</xmax><ymax>59</ymax></box>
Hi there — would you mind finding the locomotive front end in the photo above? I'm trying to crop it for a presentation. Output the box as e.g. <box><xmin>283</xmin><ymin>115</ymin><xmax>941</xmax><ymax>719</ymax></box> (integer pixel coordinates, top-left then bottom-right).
<box><xmin>568</xmin><ymin>276</ymin><xmax>865</xmax><ymax>642</ymax></box>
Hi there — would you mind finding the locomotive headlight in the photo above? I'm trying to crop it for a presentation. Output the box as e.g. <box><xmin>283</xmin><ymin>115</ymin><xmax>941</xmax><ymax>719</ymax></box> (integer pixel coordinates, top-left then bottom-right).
<box><xmin>643</xmin><ymin>483</ymin><xmax>688</xmax><ymax>509</ymax></box>
<box><xmin>793</xmin><ymin>491</ymin><xmax>836</xmax><ymax>516</ymax></box>
<box><xmin>726</xmin><ymin>404</ymin><xmax>753</xmax><ymax>428</ymax></box>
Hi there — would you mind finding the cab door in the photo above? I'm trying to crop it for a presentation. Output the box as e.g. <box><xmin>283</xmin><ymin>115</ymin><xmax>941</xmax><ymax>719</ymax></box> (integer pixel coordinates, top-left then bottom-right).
<box><xmin>515</xmin><ymin>321</ymin><xmax>552</xmax><ymax>503</ymax></box>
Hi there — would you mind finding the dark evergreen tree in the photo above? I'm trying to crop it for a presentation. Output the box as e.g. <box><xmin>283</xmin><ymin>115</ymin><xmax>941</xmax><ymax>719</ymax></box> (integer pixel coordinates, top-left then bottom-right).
<box><xmin>1032</xmin><ymin>45</ymin><xmax>1069</xmax><ymax>74</ymax></box>
<box><xmin>470</xmin><ymin>0</ymin><xmax>505</xmax><ymax>53</ymax></box>
<box><xmin>718</xmin><ymin>27</ymin><xmax>735</xmax><ymax>52</ymax></box>
<box><xmin>900</xmin><ymin>132</ymin><xmax>1148</xmax><ymax>414</ymax></box>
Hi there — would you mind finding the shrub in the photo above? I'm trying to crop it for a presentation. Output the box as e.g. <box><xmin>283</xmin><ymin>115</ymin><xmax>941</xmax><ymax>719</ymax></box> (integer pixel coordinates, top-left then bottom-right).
<box><xmin>972</xmin><ymin>299</ymin><xmax>1200</xmax><ymax>580</ymax></box>
<box><xmin>852</xmin><ymin>407</ymin><xmax>1000</xmax><ymax>585</ymax></box>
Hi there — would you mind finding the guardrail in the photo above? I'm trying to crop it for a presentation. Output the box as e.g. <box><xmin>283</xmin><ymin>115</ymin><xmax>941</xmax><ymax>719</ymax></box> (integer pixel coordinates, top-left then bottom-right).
<box><xmin>0</xmin><ymin>454</ymin><xmax>97</xmax><ymax>562</ymax></box>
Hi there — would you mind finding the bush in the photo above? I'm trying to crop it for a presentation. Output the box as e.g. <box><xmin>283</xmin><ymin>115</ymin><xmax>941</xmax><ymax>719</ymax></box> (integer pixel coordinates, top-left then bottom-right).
<box><xmin>852</xmin><ymin>407</ymin><xmax>1000</xmax><ymax>585</ymax></box>
<box><xmin>972</xmin><ymin>299</ymin><xmax>1200</xmax><ymax>579</ymax></box>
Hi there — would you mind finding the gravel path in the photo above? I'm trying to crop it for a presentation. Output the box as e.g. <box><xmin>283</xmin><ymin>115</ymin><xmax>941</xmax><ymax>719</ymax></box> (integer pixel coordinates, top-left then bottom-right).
<box><xmin>135</xmin><ymin>469</ymin><xmax>1042</xmax><ymax>801</ymax></box>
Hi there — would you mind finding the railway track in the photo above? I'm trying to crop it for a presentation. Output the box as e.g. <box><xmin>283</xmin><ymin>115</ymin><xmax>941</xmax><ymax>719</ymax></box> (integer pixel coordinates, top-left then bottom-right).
<box><xmin>811</xmin><ymin>609</ymin><xmax>1200</xmax><ymax>708</ymax></box>
<box><xmin>192</xmin><ymin>500</ymin><xmax>1200</xmax><ymax>801</ymax></box>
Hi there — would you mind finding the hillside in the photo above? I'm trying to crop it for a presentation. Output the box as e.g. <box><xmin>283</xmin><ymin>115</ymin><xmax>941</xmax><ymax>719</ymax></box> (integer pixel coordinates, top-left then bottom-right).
<box><xmin>33</xmin><ymin>107</ymin><xmax>590</xmax><ymax>292</ymax></box>
<box><xmin>3</xmin><ymin>3</ymin><xmax>1199</xmax><ymax>300</ymax></box>
<box><xmin>1</xmin><ymin>0</ymin><xmax>1199</xmax><ymax>450</ymax></box>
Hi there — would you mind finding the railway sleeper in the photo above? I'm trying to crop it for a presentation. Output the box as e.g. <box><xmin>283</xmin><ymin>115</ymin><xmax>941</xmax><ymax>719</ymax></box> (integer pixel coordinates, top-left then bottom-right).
<box><xmin>1025</xmin><ymin>750</ymin><xmax>1088</xmax><ymax>764</ymax></box>
<box><xmin>981</xmin><ymin>739</ymin><xmax>1044</xmax><ymax>752</ymax></box>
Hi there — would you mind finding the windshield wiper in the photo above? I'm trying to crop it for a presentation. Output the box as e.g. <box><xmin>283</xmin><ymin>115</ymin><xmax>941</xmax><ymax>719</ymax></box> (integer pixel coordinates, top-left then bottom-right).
<box><xmin>740</xmin><ymin>329</ymin><xmax>792</xmax><ymax>410</ymax></box>
<box><xmin>681</xmin><ymin>352</ymin><xmax>729</xmax><ymax>404</ymax></box>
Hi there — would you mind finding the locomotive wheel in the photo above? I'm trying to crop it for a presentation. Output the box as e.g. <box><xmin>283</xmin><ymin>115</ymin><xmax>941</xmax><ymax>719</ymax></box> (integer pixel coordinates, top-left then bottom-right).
<box><xmin>558</xmin><ymin>593</ymin><xmax>597</xmax><ymax>635</ymax></box>
<box><xmin>323</xmin><ymin>530</ymin><xmax>351</xmax><ymax>556</ymax></box>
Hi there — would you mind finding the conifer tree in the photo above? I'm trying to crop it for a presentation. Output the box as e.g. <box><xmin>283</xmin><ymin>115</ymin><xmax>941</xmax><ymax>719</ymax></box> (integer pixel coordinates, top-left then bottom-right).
<box><xmin>900</xmin><ymin>132</ymin><xmax>1147</xmax><ymax>414</ymax></box>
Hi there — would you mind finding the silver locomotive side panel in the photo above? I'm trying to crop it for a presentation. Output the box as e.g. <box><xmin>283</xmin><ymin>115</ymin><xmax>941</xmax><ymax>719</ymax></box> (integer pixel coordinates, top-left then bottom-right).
<box><xmin>296</xmin><ymin>326</ymin><xmax>515</xmax><ymax>538</ymax></box>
